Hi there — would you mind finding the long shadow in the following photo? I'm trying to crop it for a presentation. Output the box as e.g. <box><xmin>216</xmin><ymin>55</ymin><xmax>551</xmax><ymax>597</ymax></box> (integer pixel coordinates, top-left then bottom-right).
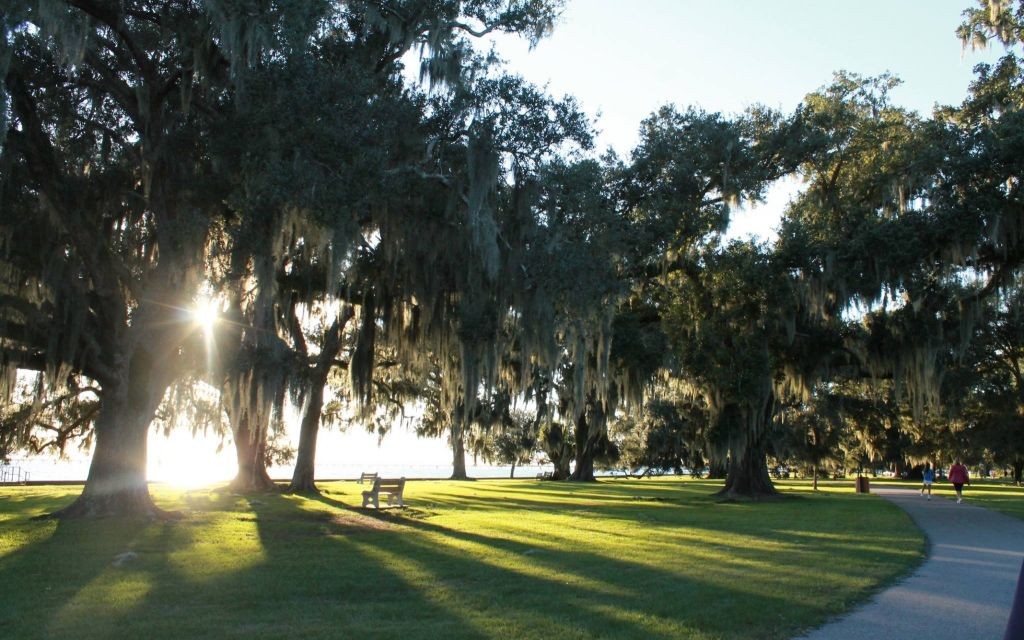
<box><xmin>304</xmin><ymin>493</ymin><xmax>801</xmax><ymax>638</ymax></box>
<box><xmin>328</xmin><ymin>482</ymin><xmax>720</xmax><ymax>518</ymax></box>
<box><xmin>0</xmin><ymin>507</ymin><xmax>153</xmax><ymax>636</ymax></box>
<box><xmin>306</xmin><ymin>492</ymin><xmax>873</xmax><ymax>638</ymax></box>
<box><xmin>316</xmin><ymin>480</ymin><xmax>920</xmax><ymax>571</ymax></box>
<box><xmin>154</xmin><ymin>491</ymin><xmax>813</xmax><ymax>637</ymax></box>
<box><xmin>0</xmin><ymin>483</ymin><xmax>922</xmax><ymax>639</ymax></box>
<box><xmin>45</xmin><ymin>491</ymin><xmax>494</xmax><ymax>639</ymax></box>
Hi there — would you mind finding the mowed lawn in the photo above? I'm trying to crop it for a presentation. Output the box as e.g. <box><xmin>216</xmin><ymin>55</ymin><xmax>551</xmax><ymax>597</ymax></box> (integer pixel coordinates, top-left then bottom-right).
<box><xmin>0</xmin><ymin>478</ymin><xmax>925</xmax><ymax>640</ymax></box>
<box><xmin>846</xmin><ymin>476</ymin><xmax>1024</xmax><ymax>521</ymax></box>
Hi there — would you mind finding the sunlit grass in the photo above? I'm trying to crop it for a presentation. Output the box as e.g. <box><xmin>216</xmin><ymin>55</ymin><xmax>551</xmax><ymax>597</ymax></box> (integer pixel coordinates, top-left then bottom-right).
<box><xmin>0</xmin><ymin>478</ymin><xmax>928</xmax><ymax>639</ymax></box>
<box><xmin>839</xmin><ymin>476</ymin><xmax>1024</xmax><ymax>521</ymax></box>
<box><xmin>953</xmin><ymin>480</ymin><xmax>1024</xmax><ymax>520</ymax></box>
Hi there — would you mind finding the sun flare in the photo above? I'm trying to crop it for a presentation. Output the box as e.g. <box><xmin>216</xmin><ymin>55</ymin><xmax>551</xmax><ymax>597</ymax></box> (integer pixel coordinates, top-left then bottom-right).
<box><xmin>191</xmin><ymin>297</ymin><xmax>220</xmax><ymax>333</ymax></box>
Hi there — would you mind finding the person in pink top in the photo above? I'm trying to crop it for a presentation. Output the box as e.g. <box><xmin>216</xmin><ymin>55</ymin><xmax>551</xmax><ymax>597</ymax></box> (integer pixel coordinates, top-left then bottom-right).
<box><xmin>948</xmin><ymin>459</ymin><xmax>970</xmax><ymax>504</ymax></box>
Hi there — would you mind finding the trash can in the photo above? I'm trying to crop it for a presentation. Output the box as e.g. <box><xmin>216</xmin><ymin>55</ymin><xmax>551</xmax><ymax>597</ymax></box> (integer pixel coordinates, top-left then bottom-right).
<box><xmin>855</xmin><ymin>476</ymin><xmax>870</xmax><ymax>493</ymax></box>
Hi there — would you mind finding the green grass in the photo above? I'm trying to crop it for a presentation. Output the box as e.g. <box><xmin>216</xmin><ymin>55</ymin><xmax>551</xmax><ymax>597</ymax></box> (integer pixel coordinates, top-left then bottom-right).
<box><xmin>952</xmin><ymin>480</ymin><xmax>1024</xmax><ymax>520</ymax></box>
<box><xmin>0</xmin><ymin>478</ymin><xmax>924</xmax><ymax>640</ymax></box>
<box><xmin>844</xmin><ymin>476</ymin><xmax>1024</xmax><ymax>521</ymax></box>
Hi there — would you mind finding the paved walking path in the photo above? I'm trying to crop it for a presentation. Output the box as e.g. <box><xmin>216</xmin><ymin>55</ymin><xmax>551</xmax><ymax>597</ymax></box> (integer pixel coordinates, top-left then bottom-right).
<box><xmin>796</xmin><ymin>487</ymin><xmax>1024</xmax><ymax>640</ymax></box>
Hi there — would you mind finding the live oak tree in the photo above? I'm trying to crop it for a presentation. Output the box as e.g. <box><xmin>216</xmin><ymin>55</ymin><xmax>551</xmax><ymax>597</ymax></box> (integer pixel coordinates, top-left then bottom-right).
<box><xmin>210</xmin><ymin>4</ymin><xmax>575</xmax><ymax>493</ymax></box>
<box><xmin>662</xmin><ymin>241</ymin><xmax>807</xmax><ymax>499</ymax></box>
<box><xmin>608</xmin><ymin>385</ymin><xmax>709</xmax><ymax>478</ymax></box>
<box><xmin>2</xmin><ymin>2</ymin><xmax>242</xmax><ymax>517</ymax></box>
<box><xmin>774</xmin><ymin>390</ymin><xmax>851</xmax><ymax>490</ymax></box>
<box><xmin>208</xmin><ymin>39</ymin><xmax>422</xmax><ymax>493</ymax></box>
<box><xmin>479</xmin><ymin>409</ymin><xmax>540</xmax><ymax>478</ymax></box>
<box><xmin>0</xmin><ymin>0</ymin><xmax>570</xmax><ymax>515</ymax></box>
<box><xmin>941</xmin><ymin>283</ymin><xmax>1024</xmax><ymax>482</ymax></box>
<box><xmin>347</xmin><ymin>66</ymin><xmax>599</xmax><ymax>481</ymax></box>
<box><xmin>776</xmin><ymin>52</ymin><xmax>1022</xmax><ymax>474</ymax></box>
<box><xmin>526</xmin><ymin>159</ymin><xmax>626</xmax><ymax>481</ymax></box>
<box><xmin>616</xmin><ymin>105</ymin><xmax>808</xmax><ymax>496</ymax></box>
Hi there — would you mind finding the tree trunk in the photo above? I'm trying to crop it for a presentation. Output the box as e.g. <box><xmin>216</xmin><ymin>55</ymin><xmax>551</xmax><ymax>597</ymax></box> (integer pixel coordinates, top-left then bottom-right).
<box><xmin>569</xmin><ymin>411</ymin><xmax>597</xmax><ymax>482</ymax></box>
<box><xmin>706</xmin><ymin>458</ymin><xmax>728</xmax><ymax>479</ymax></box>
<box><xmin>509</xmin><ymin>460</ymin><xmax>516</xmax><ymax>479</ymax></box>
<box><xmin>717</xmin><ymin>439</ymin><xmax>778</xmax><ymax>500</ymax></box>
<box><xmin>450</xmin><ymin>421</ymin><xmax>469</xmax><ymax>480</ymax></box>
<box><xmin>287</xmin><ymin>382</ymin><xmax>325</xmax><ymax>494</ymax></box>
<box><xmin>551</xmin><ymin>455</ymin><xmax>571</xmax><ymax>480</ymax></box>
<box><xmin>286</xmin><ymin>305</ymin><xmax>352</xmax><ymax>494</ymax></box>
<box><xmin>55</xmin><ymin>349</ymin><xmax>171</xmax><ymax>519</ymax></box>
<box><xmin>229</xmin><ymin>413</ymin><xmax>276</xmax><ymax>492</ymax></box>
<box><xmin>1013</xmin><ymin>459</ymin><xmax>1023</xmax><ymax>485</ymax></box>
<box><xmin>542</xmin><ymin>422</ymin><xmax>573</xmax><ymax>480</ymax></box>
<box><xmin>813</xmin><ymin>467</ymin><xmax>819</xmax><ymax>491</ymax></box>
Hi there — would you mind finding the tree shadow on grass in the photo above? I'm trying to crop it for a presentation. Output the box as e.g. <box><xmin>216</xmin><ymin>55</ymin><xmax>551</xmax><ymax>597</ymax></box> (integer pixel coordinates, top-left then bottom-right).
<box><xmin>315</xmin><ymin>484</ymin><xmax>918</xmax><ymax>574</ymax></box>
<box><xmin>0</xmin><ymin>486</ymin><xmax>84</xmax><ymax>520</ymax></box>
<box><xmin>0</xmin><ymin>510</ymin><xmax>154</xmax><ymax>636</ymax></box>
<box><xmin>318</xmin><ymin>480</ymin><xmax>723</xmax><ymax>520</ymax></box>
<box><xmin>145</xmin><ymin>491</ymin><xmax>812</xmax><ymax>638</ymax></box>
<box><xmin>0</xmin><ymin>486</ymin><xmax>916</xmax><ymax>640</ymax></box>
<box><xmin>305</xmin><ymin>492</ymin><xmax>844</xmax><ymax>639</ymax></box>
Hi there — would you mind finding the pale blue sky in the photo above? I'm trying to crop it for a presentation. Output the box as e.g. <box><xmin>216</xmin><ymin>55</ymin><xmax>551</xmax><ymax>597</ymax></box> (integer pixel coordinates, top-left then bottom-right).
<box><xmin>494</xmin><ymin>0</ymin><xmax>1002</xmax><ymax>156</ymax></box>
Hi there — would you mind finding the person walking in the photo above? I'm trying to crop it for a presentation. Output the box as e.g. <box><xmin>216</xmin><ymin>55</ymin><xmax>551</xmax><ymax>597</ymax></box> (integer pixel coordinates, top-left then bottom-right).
<box><xmin>949</xmin><ymin>459</ymin><xmax>970</xmax><ymax>504</ymax></box>
<box><xmin>920</xmin><ymin>463</ymin><xmax>935</xmax><ymax>500</ymax></box>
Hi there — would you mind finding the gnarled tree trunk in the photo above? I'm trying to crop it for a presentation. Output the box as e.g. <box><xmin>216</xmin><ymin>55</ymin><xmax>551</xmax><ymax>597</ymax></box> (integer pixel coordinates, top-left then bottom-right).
<box><xmin>287</xmin><ymin>309</ymin><xmax>352</xmax><ymax>494</ymax></box>
<box><xmin>540</xmin><ymin>421</ymin><xmax>573</xmax><ymax>480</ymax></box>
<box><xmin>715</xmin><ymin>394</ymin><xmax>779</xmax><ymax>500</ymax></box>
<box><xmin>570</xmin><ymin>403</ymin><xmax>602</xmax><ymax>482</ymax></box>
<box><xmin>717</xmin><ymin>436</ymin><xmax>778</xmax><ymax>500</ymax></box>
<box><xmin>551</xmin><ymin>455</ymin><xmax>571</xmax><ymax>480</ymax></box>
<box><xmin>56</xmin><ymin>339</ymin><xmax>173</xmax><ymax>519</ymax></box>
<box><xmin>288</xmin><ymin>383</ymin><xmax>326</xmax><ymax>494</ymax></box>
<box><xmin>229</xmin><ymin>412</ymin><xmax>276</xmax><ymax>492</ymax></box>
<box><xmin>451</xmin><ymin>420</ymin><xmax>469</xmax><ymax>480</ymax></box>
<box><xmin>706</xmin><ymin>458</ymin><xmax>728</xmax><ymax>479</ymax></box>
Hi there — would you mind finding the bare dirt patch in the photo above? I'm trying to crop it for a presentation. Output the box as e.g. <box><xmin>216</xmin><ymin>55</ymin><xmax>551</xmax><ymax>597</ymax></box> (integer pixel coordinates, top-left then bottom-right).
<box><xmin>328</xmin><ymin>512</ymin><xmax>394</xmax><ymax>533</ymax></box>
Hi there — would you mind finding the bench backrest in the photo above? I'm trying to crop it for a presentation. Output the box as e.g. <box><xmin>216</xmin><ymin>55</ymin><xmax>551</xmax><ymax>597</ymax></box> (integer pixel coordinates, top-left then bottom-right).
<box><xmin>374</xmin><ymin>478</ymin><xmax>405</xmax><ymax>492</ymax></box>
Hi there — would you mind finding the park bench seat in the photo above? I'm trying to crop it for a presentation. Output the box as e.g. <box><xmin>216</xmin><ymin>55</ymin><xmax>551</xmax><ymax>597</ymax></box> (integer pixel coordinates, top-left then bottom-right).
<box><xmin>362</xmin><ymin>477</ymin><xmax>406</xmax><ymax>508</ymax></box>
<box><xmin>358</xmin><ymin>471</ymin><xmax>378</xmax><ymax>484</ymax></box>
<box><xmin>536</xmin><ymin>471</ymin><xmax>553</xmax><ymax>480</ymax></box>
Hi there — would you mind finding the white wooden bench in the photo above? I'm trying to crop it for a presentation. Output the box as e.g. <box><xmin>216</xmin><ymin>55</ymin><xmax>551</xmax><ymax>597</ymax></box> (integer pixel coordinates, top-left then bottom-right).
<box><xmin>362</xmin><ymin>477</ymin><xmax>406</xmax><ymax>508</ymax></box>
<box><xmin>358</xmin><ymin>471</ymin><xmax>379</xmax><ymax>484</ymax></box>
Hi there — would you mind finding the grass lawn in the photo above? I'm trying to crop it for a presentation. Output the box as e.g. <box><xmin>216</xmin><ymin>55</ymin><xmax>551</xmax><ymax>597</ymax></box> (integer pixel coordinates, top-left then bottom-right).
<box><xmin>0</xmin><ymin>478</ymin><xmax>924</xmax><ymax>640</ymax></box>
<box><xmin>953</xmin><ymin>480</ymin><xmax>1024</xmax><ymax>520</ymax></box>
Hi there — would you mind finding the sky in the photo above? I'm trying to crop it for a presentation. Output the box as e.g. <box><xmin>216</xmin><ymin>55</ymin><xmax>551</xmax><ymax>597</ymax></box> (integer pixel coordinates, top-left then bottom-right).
<box><xmin>493</xmin><ymin>0</ymin><xmax>1000</xmax><ymax>155</ymax></box>
<box><xmin>489</xmin><ymin>0</ymin><xmax>1003</xmax><ymax>242</ymax></box>
<box><xmin>18</xmin><ymin>1</ymin><xmax>1009</xmax><ymax>482</ymax></box>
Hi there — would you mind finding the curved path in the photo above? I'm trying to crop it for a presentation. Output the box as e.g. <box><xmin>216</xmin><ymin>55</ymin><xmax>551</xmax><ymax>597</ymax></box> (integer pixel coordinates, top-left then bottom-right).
<box><xmin>796</xmin><ymin>487</ymin><xmax>1024</xmax><ymax>640</ymax></box>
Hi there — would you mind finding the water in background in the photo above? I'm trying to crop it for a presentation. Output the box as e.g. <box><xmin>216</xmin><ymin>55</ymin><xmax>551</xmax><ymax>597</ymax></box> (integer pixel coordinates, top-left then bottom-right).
<box><xmin>3</xmin><ymin>426</ymin><xmax>574</xmax><ymax>484</ymax></box>
<box><xmin>6</xmin><ymin>457</ymin><xmax>562</xmax><ymax>483</ymax></box>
